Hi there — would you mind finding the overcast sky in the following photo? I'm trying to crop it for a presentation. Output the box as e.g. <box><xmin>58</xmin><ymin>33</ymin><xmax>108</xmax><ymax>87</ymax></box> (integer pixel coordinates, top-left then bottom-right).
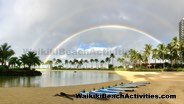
<box><xmin>0</xmin><ymin>0</ymin><xmax>184</xmax><ymax>61</ymax></box>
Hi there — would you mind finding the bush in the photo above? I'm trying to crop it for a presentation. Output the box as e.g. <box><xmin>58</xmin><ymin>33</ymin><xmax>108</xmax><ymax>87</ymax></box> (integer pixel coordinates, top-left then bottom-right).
<box><xmin>117</xmin><ymin>66</ymin><xmax>123</xmax><ymax>68</ymax></box>
<box><xmin>51</xmin><ymin>68</ymin><xmax>115</xmax><ymax>70</ymax></box>
<box><xmin>163</xmin><ymin>68</ymin><xmax>182</xmax><ymax>71</ymax></box>
<box><xmin>108</xmin><ymin>64</ymin><xmax>114</xmax><ymax>69</ymax></box>
<box><xmin>163</xmin><ymin>68</ymin><xmax>174</xmax><ymax>71</ymax></box>
<box><xmin>52</xmin><ymin>66</ymin><xmax>63</xmax><ymax>70</ymax></box>
<box><xmin>0</xmin><ymin>65</ymin><xmax>8</xmax><ymax>70</ymax></box>
<box><xmin>22</xmin><ymin>68</ymin><xmax>30</xmax><ymax>70</ymax></box>
<box><xmin>115</xmin><ymin>68</ymin><xmax>127</xmax><ymax>71</ymax></box>
<box><xmin>126</xmin><ymin>68</ymin><xmax>162</xmax><ymax>72</ymax></box>
<box><xmin>134</xmin><ymin>66</ymin><xmax>146</xmax><ymax>71</ymax></box>
<box><xmin>0</xmin><ymin>69</ymin><xmax>42</xmax><ymax>76</ymax></box>
<box><xmin>176</xmin><ymin>68</ymin><xmax>184</xmax><ymax>71</ymax></box>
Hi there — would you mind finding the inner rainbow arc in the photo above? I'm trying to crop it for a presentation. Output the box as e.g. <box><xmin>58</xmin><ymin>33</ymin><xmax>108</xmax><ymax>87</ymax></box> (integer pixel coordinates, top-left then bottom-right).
<box><xmin>43</xmin><ymin>25</ymin><xmax>162</xmax><ymax>63</ymax></box>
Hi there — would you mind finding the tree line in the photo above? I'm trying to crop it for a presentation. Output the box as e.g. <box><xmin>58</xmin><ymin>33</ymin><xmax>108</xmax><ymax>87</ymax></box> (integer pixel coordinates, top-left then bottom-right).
<box><xmin>117</xmin><ymin>37</ymin><xmax>184</xmax><ymax>69</ymax></box>
<box><xmin>47</xmin><ymin>37</ymin><xmax>184</xmax><ymax>70</ymax></box>
<box><xmin>0</xmin><ymin>43</ymin><xmax>41</xmax><ymax>70</ymax></box>
<box><xmin>1</xmin><ymin>36</ymin><xmax>183</xmax><ymax>70</ymax></box>
<box><xmin>45</xmin><ymin>53</ymin><xmax>115</xmax><ymax>69</ymax></box>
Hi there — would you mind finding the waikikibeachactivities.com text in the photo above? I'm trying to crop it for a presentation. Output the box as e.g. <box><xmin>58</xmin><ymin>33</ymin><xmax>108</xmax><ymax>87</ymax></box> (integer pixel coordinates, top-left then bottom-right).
<box><xmin>75</xmin><ymin>93</ymin><xmax>176</xmax><ymax>99</ymax></box>
<box><xmin>22</xmin><ymin>48</ymin><xmax>129</xmax><ymax>56</ymax></box>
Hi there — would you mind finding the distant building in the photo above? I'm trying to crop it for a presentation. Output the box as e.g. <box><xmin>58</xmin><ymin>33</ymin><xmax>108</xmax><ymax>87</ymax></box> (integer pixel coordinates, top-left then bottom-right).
<box><xmin>179</xmin><ymin>18</ymin><xmax>184</xmax><ymax>42</ymax></box>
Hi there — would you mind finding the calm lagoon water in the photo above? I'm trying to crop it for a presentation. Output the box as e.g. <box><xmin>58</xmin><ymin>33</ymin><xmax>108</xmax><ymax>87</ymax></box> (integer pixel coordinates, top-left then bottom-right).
<box><xmin>0</xmin><ymin>71</ymin><xmax>122</xmax><ymax>87</ymax></box>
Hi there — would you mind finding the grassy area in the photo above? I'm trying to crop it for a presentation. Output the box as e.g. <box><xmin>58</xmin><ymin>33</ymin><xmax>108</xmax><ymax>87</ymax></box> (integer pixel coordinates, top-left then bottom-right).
<box><xmin>114</xmin><ymin>68</ymin><xmax>127</xmax><ymax>71</ymax></box>
<box><xmin>115</xmin><ymin>68</ymin><xmax>184</xmax><ymax>72</ymax></box>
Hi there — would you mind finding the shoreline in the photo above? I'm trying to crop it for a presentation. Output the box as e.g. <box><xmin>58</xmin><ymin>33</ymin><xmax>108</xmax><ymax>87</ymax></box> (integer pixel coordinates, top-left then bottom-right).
<box><xmin>0</xmin><ymin>71</ymin><xmax>183</xmax><ymax>104</ymax></box>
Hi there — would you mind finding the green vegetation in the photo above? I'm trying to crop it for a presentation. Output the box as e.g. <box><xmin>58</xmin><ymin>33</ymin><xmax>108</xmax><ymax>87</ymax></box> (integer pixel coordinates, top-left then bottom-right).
<box><xmin>0</xmin><ymin>69</ymin><xmax>42</xmax><ymax>76</ymax></box>
<box><xmin>0</xmin><ymin>43</ymin><xmax>42</xmax><ymax>76</ymax></box>
<box><xmin>116</xmin><ymin>37</ymin><xmax>184</xmax><ymax>71</ymax></box>
<box><xmin>46</xmin><ymin>54</ymin><xmax>115</xmax><ymax>70</ymax></box>
<box><xmin>45</xmin><ymin>37</ymin><xmax>184</xmax><ymax>72</ymax></box>
<box><xmin>52</xmin><ymin>68</ymin><xmax>115</xmax><ymax>70</ymax></box>
<box><xmin>1</xmin><ymin>36</ymin><xmax>181</xmax><ymax>72</ymax></box>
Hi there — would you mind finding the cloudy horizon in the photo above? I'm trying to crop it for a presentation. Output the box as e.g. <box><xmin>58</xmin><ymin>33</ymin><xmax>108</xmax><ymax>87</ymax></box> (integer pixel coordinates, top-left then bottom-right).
<box><xmin>0</xmin><ymin>0</ymin><xmax>184</xmax><ymax>61</ymax></box>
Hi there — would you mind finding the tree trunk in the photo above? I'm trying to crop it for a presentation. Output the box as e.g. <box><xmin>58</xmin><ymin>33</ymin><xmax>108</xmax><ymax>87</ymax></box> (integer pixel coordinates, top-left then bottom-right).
<box><xmin>163</xmin><ymin>60</ymin><xmax>165</xmax><ymax>69</ymax></box>
<box><xmin>112</xmin><ymin>58</ymin><xmax>114</xmax><ymax>66</ymax></box>
<box><xmin>154</xmin><ymin>60</ymin><xmax>156</xmax><ymax>69</ymax></box>
<box><xmin>2</xmin><ymin>59</ymin><xmax>4</xmax><ymax>66</ymax></box>
<box><xmin>28</xmin><ymin>65</ymin><xmax>31</xmax><ymax>69</ymax></box>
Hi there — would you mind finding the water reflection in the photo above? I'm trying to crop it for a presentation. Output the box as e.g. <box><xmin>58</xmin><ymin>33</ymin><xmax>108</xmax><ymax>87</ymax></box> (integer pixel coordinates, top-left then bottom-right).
<box><xmin>0</xmin><ymin>71</ymin><xmax>122</xmax><ymax>87</ymax></box>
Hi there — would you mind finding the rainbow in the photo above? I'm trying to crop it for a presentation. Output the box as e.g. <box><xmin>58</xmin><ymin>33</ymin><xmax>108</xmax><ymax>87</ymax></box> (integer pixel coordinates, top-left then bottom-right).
<box><xmin>43</xmin><ymin>25</ymin><xmax>162</xmax><ymax>63</ymax></box>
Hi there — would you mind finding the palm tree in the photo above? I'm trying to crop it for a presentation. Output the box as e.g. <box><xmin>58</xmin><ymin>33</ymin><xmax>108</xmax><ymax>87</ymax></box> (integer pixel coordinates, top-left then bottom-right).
<box><xmin>9</xmin><ymin>57</ymin><xmax>18</xmax><ymax>68</ymax></box>
<box><xmin>157</xmin><ymin>43</ymin><xmax>166</xmax><ymax>68</ymax></box>
<box><xmin>20</xmin><ymin>54</ymin><xmax>28</xmax><ymax>68</ymax></box>
<box><xmin>170</xmin><ymin>37</ymin><xmax>180</xmax><ymax>65</ymax></box>
<box><xmin>71</xmin><ymin>61</ymin><xmax>75</xmax><ymax>68</ymax></box>
<box><xmin>74</xmin><ymin>59</ymin><xmax>78</xmax><ymax>68</ymax></box>
<box><xmin>105</xmin><ymin>57</ymin><xmax>111</xmax><ymax>66</ymax></box>
<box><xmin>110</xmin><ymin>53</ymin><xmax>115</xmax><ymax>66</ymax></box>
<box><xmin>94</xmin><ymin>59</ymin><xmax>99</xmax><ymax>68</ymax></box>
<box><xmin>45</xmin><ymin>60</ymin><xmax>53</xmax><ymax>69</ymax></box>
<box><xmin>65</xmin><ymin>60</ymin><xmax>68</xmax><ymax>68</ymax></box>
<box><xmin>0</xmin><ymin>43</ymin><xmax>15</xmax><ymax>66</ymax></box>
<box><xmin>135</xmin><ymin>52</ymin><xmax>142</xmax><ymax>67</ymax></box>
<box><xmin>55</xmin><ymin>59</ymin><xmax>62</xmax><ymax>66</ymax></box>
<box><xmin>129</xmin><ymin>49</ymin><xmax>142</xmax><ymax>68</ymax></box>
<box><xmin>20</xmin><ymin>51</ymin><xmax>41</xmax><ymax>69</ymax></box>
<box><xmin>84</xmin><ymin>59</ymin><xmax>88</xmax><ymax>68</ymax></box>
<box><xmin>28</xmin><ymin>51</ymin><xmax>41</xmax><ymax>69</ymax></box>
<box><xmin>152</xmin><ymin>48</ymin><xmax>159</xmax><ymax>69</ymax></box>
<box><xmin>129</xmin><ymin>49</ymin><xmax>137</xmax><ymax>67</ymax></box>
<box><xmin>123</xmin><ymin>52</ymin><xmax>129</xmax><ymax>68</ymax></box>
<box><xmin>80</xmin><ymin>59</ymin><xmax>84</xmax><ymax>68</ymax></box>
<box><xmin>100</xmin><ymin>60</ymin><xmax>105</xmax><ymax>68</ymax></box>
<box><xmin>90</xmin><ymin>59</ymin><xmax>94</xmax><ymax>68</ymax></box>
<box><xmin>69</xmin><ymin>60</ymin><xmax>73</xmax><ymax>68</ymax></box>
<box><xmin>52</xmin><ymin>58</ymin><xmax>56</xmax><ymax>66</ymax></box>
<box><xmin>15</xmin><ymin>59</ymin><xmax>22</xmax><ymax>68</ymax></box>
<box><xmin>123</xmin><ymin>52</ymin><xmax>129</xmax><ymax>59</ymax></box>
<box><xmin>78</xmin><ymin>59</ymin><xmax>83</xmax><ymax>68</ymax></box>
<box><xmin>143</xmin><ymin>44</ymin><xmax>152</xmax><ymax>66</ymax></box>
<box><xmin>117</xmin><ymin>57</ymin><xmax>125</xmax><ymax>67</ymax></box>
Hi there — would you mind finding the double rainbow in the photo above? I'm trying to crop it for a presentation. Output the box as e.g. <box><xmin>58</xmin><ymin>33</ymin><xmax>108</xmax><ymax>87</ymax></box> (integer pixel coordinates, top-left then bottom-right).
<box><xmin>43</xmin><ymin>25</ymin><xmax>162</xmax><ymax>63</ymax></box>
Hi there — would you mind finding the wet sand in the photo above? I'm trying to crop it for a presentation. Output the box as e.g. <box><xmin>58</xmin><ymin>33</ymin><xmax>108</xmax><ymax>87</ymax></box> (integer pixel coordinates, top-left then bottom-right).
<box><xmin>0</xmin><ymin>71</ymin><xmax>183</xmax><ymax>104</ymax></box>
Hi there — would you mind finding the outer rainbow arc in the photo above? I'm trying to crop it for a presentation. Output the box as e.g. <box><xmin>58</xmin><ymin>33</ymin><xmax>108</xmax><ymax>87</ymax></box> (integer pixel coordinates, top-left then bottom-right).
<box><xmin>43</xmin><ymin>25</ymin><xmax>162</xmax><ymax>63</ymax></box>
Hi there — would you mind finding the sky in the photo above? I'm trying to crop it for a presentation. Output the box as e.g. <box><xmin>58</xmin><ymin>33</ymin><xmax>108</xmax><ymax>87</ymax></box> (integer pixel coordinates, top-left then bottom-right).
<box><xmin>0</xmin><ymin>0</ymin><xmax>184</xmax><ymax>62</ymax></box>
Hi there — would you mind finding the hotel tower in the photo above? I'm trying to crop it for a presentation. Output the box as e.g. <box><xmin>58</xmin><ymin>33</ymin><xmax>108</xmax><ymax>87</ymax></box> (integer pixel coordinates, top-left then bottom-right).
<box><xmin>179</xmin><ymin>18</ymin><xmax>184</xmax><ymax>42</ymax></box>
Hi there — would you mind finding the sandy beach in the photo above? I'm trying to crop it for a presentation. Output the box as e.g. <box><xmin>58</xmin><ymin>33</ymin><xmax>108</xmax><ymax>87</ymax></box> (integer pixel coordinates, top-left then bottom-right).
<box><xmin>0</xmin><ymin>71</ymin><xmax>184</xmax><ymax>104</ymax></box>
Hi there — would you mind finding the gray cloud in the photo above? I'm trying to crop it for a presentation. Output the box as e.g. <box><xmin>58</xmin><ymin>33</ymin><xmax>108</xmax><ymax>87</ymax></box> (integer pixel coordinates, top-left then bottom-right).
<box><xmin>0</xmin><ymin>0</ymin><xmax>184</xmax><ymax>60</ymax></box>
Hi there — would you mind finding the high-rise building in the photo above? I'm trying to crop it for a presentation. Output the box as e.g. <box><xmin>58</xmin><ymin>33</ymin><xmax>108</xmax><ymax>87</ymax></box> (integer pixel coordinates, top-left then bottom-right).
<box><xmin>179</xmin><ymin>18</ymin><xmax>184</xmax><ymax>41</ymax></box>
